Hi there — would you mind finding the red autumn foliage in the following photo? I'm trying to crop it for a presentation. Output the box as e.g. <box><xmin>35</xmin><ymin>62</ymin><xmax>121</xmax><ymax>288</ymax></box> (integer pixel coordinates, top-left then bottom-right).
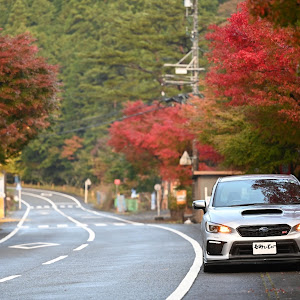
<box><xmin>247</xmin><ymin>0</ymin><xmax>300</xmax><ymax>28</ymax></box>
<box><xmin>61</xmin><ymin>135</ymin><xmax>84</xmax><ymax>161</ymax></box>
<box><xmin>206</xmin><ymin>2</ymin><xmax>300</xmax><ymax>123</ymax></box>
<box><xmin>109</xmin><ymin>100</ymin><xmax>221</xmax><ymax>184</ymax></box>
<box><xmin>0</xmin><ymin>32</ymin><xmax>59</xmax><ymax>163</ymax></box>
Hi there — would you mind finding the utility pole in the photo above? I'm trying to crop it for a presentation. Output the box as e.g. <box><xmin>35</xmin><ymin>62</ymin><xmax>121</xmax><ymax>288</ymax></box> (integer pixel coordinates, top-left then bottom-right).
<box><xmin>163</xmin><ymin>0</ymin><xmax>204</xmax><ymax>95</ymax></box>
<box><xmin>191</xmin><ymin>0</ymin><xmax>199</xmax><ymax>95</ymax></box>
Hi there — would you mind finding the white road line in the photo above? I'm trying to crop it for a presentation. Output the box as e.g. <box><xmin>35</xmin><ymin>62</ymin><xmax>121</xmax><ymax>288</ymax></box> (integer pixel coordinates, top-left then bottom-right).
<box><xmin>22</xmin><ymin>192</ymin><xmax>96</xmax><ymax>242</ymax></box>
<box><xmin>23</xmin><ymin>188</ymin><xmax>203</xmax><ymax>299</ymax></box>
<box><xmin>30</xmin><ymin>189</ymin><xmax>139</xmax><ymax>225</ymax></box>
<box><xmin>60</xmin><ymin>205</ymin><xmax>66</xmax><ymax>208</ymax></box>
<box><xmin>57</xmin><ymin>224</ymin><xmax>68</xmax><ymax>228</ymax></box>
<box><xmin>113</xmin><ymin>223</ymin><xmax>126</xmax><ymax>226</ymax></box>
<box><xmin>0</xmin><ymin>275</ymin><xmax>21</xmax><ymax>283</ymax></box>
<box><xmin>0</xmin><ymin>200</ymin><xmax>31</xmax><ymax>244</ymax></box>
<box><xmin>9</xmin><ymin>242</ymin><xmax>59</xmax><ymax>250</ymax></box>
<box><xmin>76</xmin><ymin>223</ymin><xmax>88</xmax><ymax>227</ymax></box>
<box><xmin>38</xmin><ymin>225</ymin><xmax>49</xmax><ymax>229</ymax></box>
<box><xmin>149</xmin><ymin>225</ymin><xmax>203</xmax><ymax>300</ymax></box>
<box><xmin>73</xmin><ymin>244</ymin><xmax>89</xmax><ymax>251</ymax></box>
<box><xmin>42</xmin><ymin>255</ymin><xmax>68</xmax><ymax>265</ymax></box>
<box><xmin>68</xmin><ymin>205</ymin><xmax>73</xmax><ymax>208</ymax></box>
<box><xmin>37</xmin><ymin>206</ymin><xmax>42</xmax><ymax>209</ymax></box>
<box><xmin>44</xmin><ymin>205</ymin><xmax>50</xmax><ymax>209</ymax></box>
<box><xmin>95</xmin><ymin>223</ymin><xmax>107</xmax><ymax>227</ymax></box>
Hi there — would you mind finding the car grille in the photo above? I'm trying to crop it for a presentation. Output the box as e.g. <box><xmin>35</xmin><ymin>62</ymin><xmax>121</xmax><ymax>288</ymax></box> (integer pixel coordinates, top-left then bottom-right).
<box><xmin>237</xmin><ymin>224</ymin><xmax>291</xmax><ymax>237</ymax></box>
<box><xmin>230</xmin><ymin>240</ymin><xmax>299</xmax><ymax>257</ymax></box>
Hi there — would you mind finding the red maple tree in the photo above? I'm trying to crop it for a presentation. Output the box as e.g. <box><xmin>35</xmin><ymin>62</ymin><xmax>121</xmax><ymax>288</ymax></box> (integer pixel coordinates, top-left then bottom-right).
<box><xmin>0</xmin><ymin>32</ymin><xmax>59</xmax><ymax>164</ymax></box>
<box><xmin>109</xmin><ymin>100</ymin><xmax>220</xmax><ymax>184</ymax></box>
<box><xmin>247</xmin><ymin>0</ymin><xmax>300</xmax><ymax>28</ymax></box>
<box><xmin>206</xmin><ymin>2</ymin><xmax>300</xmax><ymax>123</ymax></box>
<box><xmin>61</xmin><ymin>136</ymin><xmax>84</xmax><ymax>161</ymax></box>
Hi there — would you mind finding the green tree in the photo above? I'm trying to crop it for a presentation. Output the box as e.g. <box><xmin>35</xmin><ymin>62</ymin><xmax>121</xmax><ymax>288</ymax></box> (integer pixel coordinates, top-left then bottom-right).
<box><xmin>1</xmin><ymin>0</ymin><xmax>228</xmax><ymax>186</ymax></box>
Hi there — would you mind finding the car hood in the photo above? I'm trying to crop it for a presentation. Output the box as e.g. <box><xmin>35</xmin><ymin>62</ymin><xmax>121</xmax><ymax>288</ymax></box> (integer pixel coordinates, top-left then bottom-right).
<box><xmin>207</xmin><ymin>205</ymin><xmax>300</xmax><ymax>227</ymax></box>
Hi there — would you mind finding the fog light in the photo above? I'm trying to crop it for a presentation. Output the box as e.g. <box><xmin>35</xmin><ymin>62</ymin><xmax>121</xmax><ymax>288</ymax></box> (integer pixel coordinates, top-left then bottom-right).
<box><xmin>207</xmin><ymin>240</ymin><xmax>226</xmax><ymax>255</ymax></box>
<box><xmin>296</xmin><ymin>224</ymin><xmax>300</xmax><ymax>232</ymax></box>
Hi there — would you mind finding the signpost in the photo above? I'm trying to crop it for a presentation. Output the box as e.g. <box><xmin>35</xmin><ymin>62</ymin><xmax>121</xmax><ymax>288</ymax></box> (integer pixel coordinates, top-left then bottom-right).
<box><xmin>154</xmin><ymin>184</ymin><xmax>161</xmax><ymax>217</ymax></box>
<box><xmin>16</xmin><ymin>182</ymin><xmax>22</xmax><ymax>209</ymax></box>
<box><xmin>0</xmin><ymin>172</ymin><xmax>5</xmax><ymax>218</ymax></box>
<box><xmin>114</xmin><ymin>179</ymin><xmax>121</xmax><ymax>196</ymax></box>
<box><xmin>84</xmin><ymin>178</ymin><xmax>92</xmax><ymax>203</ymax></box>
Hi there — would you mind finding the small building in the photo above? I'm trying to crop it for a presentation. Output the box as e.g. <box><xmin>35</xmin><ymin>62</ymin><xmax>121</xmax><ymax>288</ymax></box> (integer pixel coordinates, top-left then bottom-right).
<box><xmin>192</xmin><ymin>170</ymin><xmax>243</xmax><ymax>223</ymax></box>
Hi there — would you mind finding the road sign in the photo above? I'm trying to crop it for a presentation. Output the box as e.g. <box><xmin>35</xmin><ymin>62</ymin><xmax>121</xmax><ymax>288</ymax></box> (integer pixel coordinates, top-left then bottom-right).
<box><xmin>176</xmin><ymin>190</ymin><xmax>187</xmax><ymax>205</ymax></box>
<box><xmin>84</xmin><ymin>179</ymin><xmax>92</xmax><ymax>204</ymax></box>
<box><xmin>179</xmin><ymin>151</ymin><xmax>192</xmax><ymax>166</ymax></box>
<box><xmin>114</xmin><ymin>179</ymin><xmax>121</xmax><ymax>185</ymax></box>
<box><xmin>16</xmin><ymin>183</ymin><xmax>22</xmax><ymax>191</ymax></box>
<box><xmin>154</xmin><ymin>184</ymin><xmax>161</xmax><ymax>191</ymax></box>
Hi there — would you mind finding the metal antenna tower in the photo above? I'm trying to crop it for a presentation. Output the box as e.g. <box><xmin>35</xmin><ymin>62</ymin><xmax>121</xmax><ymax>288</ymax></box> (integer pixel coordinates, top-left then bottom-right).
<box><xmin>163</xmin><ymin>0</ymin><xmax>204</xmax><ymax>95</ymax></box>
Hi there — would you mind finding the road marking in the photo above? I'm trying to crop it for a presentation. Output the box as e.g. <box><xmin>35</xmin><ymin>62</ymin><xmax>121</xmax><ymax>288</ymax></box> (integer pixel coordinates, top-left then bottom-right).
<box><xmin>41</xmin><ymin>193</ymin><xmax>53</xmax><ymax>197</ymax></box>
<box><xmin>23</xmin><ymin>192</ymin><xmax>96</xmax><ymax>242</ymax></box>
<box><xmin>113</xmin><ymin>223</ymin><xmax>126</xmax><ymax>226</ymax></box>
<box><xmin>42</xmin><ymin>255</ymin><xmax>68</xmax><ymax>265</ymax></box>
<box><xmin>40</xmin><ymin>212</ymin><xmax>49</xmax><ymax>215</ymax></box>
<box><xmin>0</xmin><ymin>200</ymin><xmax>31</xmax><ymax>244</ymax></box>
<box><xmin>82</xmin><ymin>216</ymin><xmax>103</xmax><ymax>219</ymax></box>
<box><xmin>57</xmin><ymin>224</ymin><xmax>68</xmax><ymax>228</ymax></box>
<box><xmin>76</xmin><ymin>223</ymin><xmax>88</xmax><ymax>227</ymax></box>
<box><xmin>9</xmin><ymin>242</ymin><xmax>59</xmax><ymax>250</ymax></box>
<box><xmin>60</xmin><ymin>205</ymin><xmax>66</xmax><ymax>208</ymax></box>
<box><xmin>73</xmin><ymin>244</ymin><xmax>89</xmax><ymax>251</ymax></box>
<box><xmin>23</xmin><ymin>188</ymin><xmax>203</xmax><ymax>300</ymax></box>
<box><xmin>38</xmin><ymin>225</ymin><xmax>50</xmax><ymax>229</ymax></box>
<box><xmin>95</xmin><ymin>223</ymin><xmax>107</xmax><ymax>226</ymax></box>
<box><xmin>0</xmin><ymin>275</ymin><xmax>21</xmax><ymax>283</ymax></box>
<box><xmin>37</xmin><ymin>206</ymin><xmax>42</xmax><ymax>209</ymax></box>
<box><xmin>149</xmin><ymin>225</ymin><xmax>203</xmax><ymax>300</ymax></box>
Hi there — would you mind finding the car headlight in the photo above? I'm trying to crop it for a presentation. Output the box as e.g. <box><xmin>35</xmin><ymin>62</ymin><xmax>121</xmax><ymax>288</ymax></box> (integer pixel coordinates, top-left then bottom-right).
<box><xmin>206</xmin><ymin>221</ymin><xmax>232</xmax><ymax>233</ymax></box>
<box><xmin>294</xmin><ymin>224</ymin><xmax>300</xmax><ymax>232</ymax></box>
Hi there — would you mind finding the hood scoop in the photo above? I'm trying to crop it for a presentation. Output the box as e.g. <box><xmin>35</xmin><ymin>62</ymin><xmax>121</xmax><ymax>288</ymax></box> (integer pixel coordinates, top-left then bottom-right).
<box><xmin>242</xmin><ymin>209</ymin><xmax>283</xmax><ymax>216</ymax></box>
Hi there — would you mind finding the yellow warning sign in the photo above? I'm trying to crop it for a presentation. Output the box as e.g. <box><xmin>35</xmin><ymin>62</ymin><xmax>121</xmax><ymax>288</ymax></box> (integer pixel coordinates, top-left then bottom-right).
<box><xmin>176</xmin><ymin>190</ymin><xmax>187</xmax><ymax>205</ymax></box>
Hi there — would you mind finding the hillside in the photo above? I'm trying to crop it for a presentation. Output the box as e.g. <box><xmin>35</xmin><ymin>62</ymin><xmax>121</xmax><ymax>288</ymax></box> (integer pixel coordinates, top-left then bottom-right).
<box><xmin>1</xmin><ymin>0</ymin><xmax>242</xmax><ymax>189</ymax></box>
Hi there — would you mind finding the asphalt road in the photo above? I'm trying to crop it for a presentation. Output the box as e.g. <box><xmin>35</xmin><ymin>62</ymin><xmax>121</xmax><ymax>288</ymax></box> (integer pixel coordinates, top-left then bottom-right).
<box><xmin>1</xmin><ymin>189</ymin><xmax>300</xmax><ymax>300</ymax></box>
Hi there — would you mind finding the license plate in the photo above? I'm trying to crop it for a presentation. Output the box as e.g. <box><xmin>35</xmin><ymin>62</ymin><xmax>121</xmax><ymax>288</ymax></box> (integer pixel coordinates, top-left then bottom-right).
<box><xmin>252</xmin><ymin>242</ymin><xmax>277</xmax><ymax>255</ymax></box>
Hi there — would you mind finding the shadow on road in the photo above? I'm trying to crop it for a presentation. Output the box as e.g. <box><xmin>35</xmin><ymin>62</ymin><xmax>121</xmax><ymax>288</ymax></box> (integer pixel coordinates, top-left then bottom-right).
<box><xmin>205</xmin><ymin>263</ymin><xmax>300</xmax><ymax>274</ymax></box>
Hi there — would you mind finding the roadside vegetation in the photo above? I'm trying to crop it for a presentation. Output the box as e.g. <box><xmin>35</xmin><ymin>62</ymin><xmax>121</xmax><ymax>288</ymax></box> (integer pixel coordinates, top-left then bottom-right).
<box><xmin>0</xmin><ymin>0</ymin><xmax>299</xmax><ymax>209</ymax></box>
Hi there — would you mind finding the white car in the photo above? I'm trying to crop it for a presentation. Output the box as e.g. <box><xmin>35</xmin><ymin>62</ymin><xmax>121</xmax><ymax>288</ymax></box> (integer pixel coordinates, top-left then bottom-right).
<box><xmin>193</xmin><ymin>174</ymin><xmax>300</xmax><ymax>272</ymax></box>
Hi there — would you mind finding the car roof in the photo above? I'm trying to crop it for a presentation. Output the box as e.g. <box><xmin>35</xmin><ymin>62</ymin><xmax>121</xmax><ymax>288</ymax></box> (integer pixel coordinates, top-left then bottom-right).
<box><xmin>218</xmin><ymin>174</ymin><xmax>299</xmax><ymax>183</ymax></box>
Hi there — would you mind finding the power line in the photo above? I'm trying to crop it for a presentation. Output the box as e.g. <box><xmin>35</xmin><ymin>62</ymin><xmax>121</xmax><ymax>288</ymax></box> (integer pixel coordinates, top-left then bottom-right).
<box><xmin>41</xmin><ymin>104</ymin><xmax>167</xmax><ymax>137</ymax></box>
<box><xmin>49</xmin><ymin>101</ymin><xmax>157</xmax><ymax>130</ymax></box>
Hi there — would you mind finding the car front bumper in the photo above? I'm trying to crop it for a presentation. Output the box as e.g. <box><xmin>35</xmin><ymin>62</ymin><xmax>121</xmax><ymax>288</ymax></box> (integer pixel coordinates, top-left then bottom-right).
<box><xmin>202</xmin><ymin>230</ymin><xmax>300</xmax><ymax>265</ymax></box>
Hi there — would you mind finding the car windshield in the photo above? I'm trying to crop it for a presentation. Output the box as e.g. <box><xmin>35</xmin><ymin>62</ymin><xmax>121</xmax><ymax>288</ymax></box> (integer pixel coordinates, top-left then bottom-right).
<box><xmin>213</xmin><ymin>179</ymin><xmax>300</xmax><ymax>207</ymax></box>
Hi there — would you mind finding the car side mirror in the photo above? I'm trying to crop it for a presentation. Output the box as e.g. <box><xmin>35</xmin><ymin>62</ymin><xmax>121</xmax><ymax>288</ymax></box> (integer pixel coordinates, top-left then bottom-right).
<box><xmin>193</xmin><ymin>200</ymin><xmax>206</xmax><ymax>211</ymax></box>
